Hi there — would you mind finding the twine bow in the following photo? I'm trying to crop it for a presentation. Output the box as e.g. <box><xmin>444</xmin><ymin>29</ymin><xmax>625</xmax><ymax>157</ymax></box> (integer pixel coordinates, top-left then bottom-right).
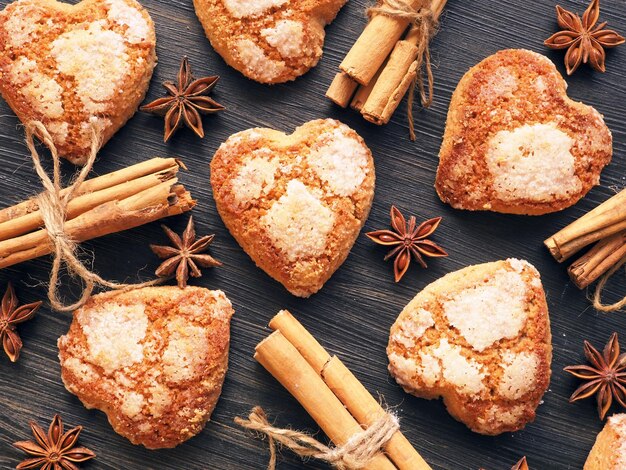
<box><xmin>24</xmin><ymin>121</ymin><xmax>159</xmax><ymax>312</ymax></box>
<box><xmin>235</xmin><ymin>406</ymin><xmax>399</xmax><ymax>470</ymax></box>
<box><xmin>367</xmin><ymin>0</ymin><xmax>440</xmax><ymax>140</ymax></box>
<box><xmin>593</xmin><ymin>254</ymin><xmax>626</xmax><ymax>312</ymax></box>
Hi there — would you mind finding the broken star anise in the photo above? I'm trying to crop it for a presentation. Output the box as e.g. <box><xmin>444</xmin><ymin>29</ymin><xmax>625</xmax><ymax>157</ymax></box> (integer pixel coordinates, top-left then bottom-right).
<box><xmin>14</xmin><ymin>414</ymin><xmax>96</xmax><ymax>470</ymax></box>
<box><xmin>544</xmin><ymin>0</ymin><xmax>625</xmax><ymax>75</ymax></box>
<box><xmin>0</xmin><ymin>282</ymin><xmax>41</xmax><ymax>363</ymax></box>
<box><xmin>141</xmin><ymin>56</ymin><xmax>225</xmax><ymax>142</ymax></box>
<box><xmin>511</xmin><ymin>457</ymin><xmax>529</xmax><ymax>470</ymax></box>
<box><xmin>150</xmin><ymin>216</ymin><xmax>222</xmax><ymax>289</ymax></box>
<box><xmin>564</xmin><ymin>332</ymin><xmax>626</xmax><ymax>419</ymax></box>
<box><xmin>366</xmin><ymin>206</ymin><xmax>448</xmax><ymax>282</ymax></box>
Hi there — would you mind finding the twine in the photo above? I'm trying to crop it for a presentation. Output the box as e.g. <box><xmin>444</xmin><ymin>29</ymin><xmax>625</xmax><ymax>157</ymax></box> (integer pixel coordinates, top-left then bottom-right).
<box><xmin>592</xmin><ymin>253</ymin><xmax>626</xmax><ymax>312</ymax></box>
<box><xmin>235</xmin><ymin>406</ymin><xmax>400</xmax><ymax>470</ymax></box>
<box><xmin>367</xmin><ymin>0</ymin><xmax>440</xmax><ymax>141</ymax></box>
<box><xmin>24</xmin><ymin>121</ymin><xmax>160</xmax><ymax>312</ymax></box>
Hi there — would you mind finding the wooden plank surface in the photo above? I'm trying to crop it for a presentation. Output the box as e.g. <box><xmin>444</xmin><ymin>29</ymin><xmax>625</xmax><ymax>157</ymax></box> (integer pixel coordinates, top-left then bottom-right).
<box><xmin>0</xmin><ymin>0</ymin><xmax>624</xmax><ymax>468</ymax></box>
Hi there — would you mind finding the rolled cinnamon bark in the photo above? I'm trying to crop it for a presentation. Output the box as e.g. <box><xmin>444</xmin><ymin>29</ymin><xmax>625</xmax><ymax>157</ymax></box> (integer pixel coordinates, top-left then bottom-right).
<box><xmin>545</xmin><ymin>189</ymin><xmax>626</xmax><ymax>262</ymax></box>
<box><xmin>254</xmin><ymin>331</ymin><xmax>396</xmax><ymax>470</ymax></box>
<box><xmin>0</xmin><ymin>182</ymin><xmax>195</xmax><ymax>268</ymax></box>
<box><xmin>0</xmin><ymin>168</ymin><xmax>180</xmax><ymax>242</ymax></box>
<box><xmin>326</xmin><ymin>72</ymin><xmax>360</xmax><ymax>107</ymax></box>
<box><xmin>269</xmin><ymin>310</ymin><xmax>432</xmax><ymax>470</ymax></box>
<box><xmin>0</xmin><ymin>157</ymin><xmax>181</xmax><ymax>224</ymax></box>
<box><xmin>568</xmin><ymin>231</ymin><xmax>626</xmax><ymax>289</ymax></box>
<box><xmin>340</xmin><ymin>0</ymin><xmax>424</xmax><ymax>85</ymax></box>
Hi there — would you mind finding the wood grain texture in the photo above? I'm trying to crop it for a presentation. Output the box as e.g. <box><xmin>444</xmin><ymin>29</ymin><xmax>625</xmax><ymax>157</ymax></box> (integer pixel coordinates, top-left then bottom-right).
<box><xmin>0</xmin><ymin>0</ymin><xmax>624</xmax><ymax>468</ymax></box>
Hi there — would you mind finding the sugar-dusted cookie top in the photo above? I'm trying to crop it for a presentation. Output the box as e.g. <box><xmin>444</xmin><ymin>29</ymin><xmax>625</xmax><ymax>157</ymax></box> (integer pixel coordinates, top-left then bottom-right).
<box><xmin>58</xmin><ymin>286</ymin><xmax>234</xmax><ymax>449</ymax></box>
<box><xmin>0</xmin><ymin>0</ymin><xmax>156</xmax><ymax>165</ymax></box>
<box><xmin>388</xmin><ymin>259</ymin><xmax>552</xmax><ymax>435</ymax></box>
<box><xmin>435</xmin><ymin>49</ymin><xmax>612</xmax><ymax>215</ymax></box>
<box><xmin>585</xmin><ymin>413</ymin><xmax>626</xmax><ymax>470</ymax></box>
<box><xmin>193</xmin><ymin>0</ymin><xmax>346</xmax><ymax>83</ymax></box>
<box><xmin>211</xmin><ymin>118</ymin><xmax>375</xmax><ymax>297</ymax></box>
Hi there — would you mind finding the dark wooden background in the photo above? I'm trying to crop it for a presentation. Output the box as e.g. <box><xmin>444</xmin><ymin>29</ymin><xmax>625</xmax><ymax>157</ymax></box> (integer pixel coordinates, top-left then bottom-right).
<box><xmin>0</xmin><ymin>0</ymin><xmax>624</xmax><ymax>468</ymax></box>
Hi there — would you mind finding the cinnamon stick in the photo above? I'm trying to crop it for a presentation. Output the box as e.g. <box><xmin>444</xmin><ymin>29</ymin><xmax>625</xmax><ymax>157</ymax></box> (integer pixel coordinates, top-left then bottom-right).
<box><xmin>0</xmin><ymin>164</ymin><xmax>181</xmax><ymax>242</ymax></box>
<box><xmin>269</xmin><ymin>310</ymin><xmax>431</xmax><ymax>470</ymax></box>
<box><xmin>360</xmin><ymin>0</ymin><xmax>447</xmax><ymax>124</ymax></box>
<box><xmin>326</xmin><ymin>72</ymin><xmax>360</xmax><ymax>108</ymax></box>
<box><xmin>254</xmin><ymin>331</ymin><xmax>397</xmax><ymax>470</ymax></box>
<box><xmin>0</xmin><ymin>181</ymin><xmax>195</xmax><ymax>268</ymax></box>
<box><xmin>340</xmin><ymin>0</ymin><xmax>425</xmax><ymax>85</ymax></box>
<box><xmin>568</xmin><ymin>231</ymin><xmax>626</xmax><ymax>289</ymax></box>
<box><xmin>0</xmin><ymin>157</ymin><xmax>181</xmax><ymax>224</ymax></box>
<box><xmin>545</xmin><ymin>189</ymin><xmax>626</xmax><ymax>262</ymax></box>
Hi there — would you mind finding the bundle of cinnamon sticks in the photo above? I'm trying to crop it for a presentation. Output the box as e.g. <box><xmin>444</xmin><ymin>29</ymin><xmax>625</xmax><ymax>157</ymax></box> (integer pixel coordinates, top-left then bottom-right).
<box><xmin>326</xmin><ymin>0</ymin><xmax>446</xmax><ymax>134</ymax></box>
<box><xmin>545</xmin><ymin>189</ymin><xmax>626</xmax><ymax>303</ymax></box>
<box><xmin>253</xmin><ymin>310</ymin><xmax>431</xmax><ymax>470</ymax></box>
<box><xmin>0</xmin><ymin>157</ymin><xmax>195</xmax><ymax>269</ymax></box>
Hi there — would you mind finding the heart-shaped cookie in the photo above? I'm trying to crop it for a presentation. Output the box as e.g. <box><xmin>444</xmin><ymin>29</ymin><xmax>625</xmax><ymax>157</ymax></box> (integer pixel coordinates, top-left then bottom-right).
<box><xmin>387</xmin><ymin>259</ymin><xmax>552</xmax><ymax>435</ymax></box>
<box><xmin>211</xmin><ymin>119</ymin><xmax>375</xmax><ymax>297</ymax></box>
<box><xmin>0</xmin><ymin>0</ymin><xmax>156</xmax><ymax>165</ymax></box>
<box><xmin>435</xmin><ymin>49</ymin><xmax>612</xmax><ymax>215</ymax></box>
<box><xmin>193</xmin><ymin>0</ymin><xmax>346</xmax><ymax>83</ymax></box>
<box><xmin>58</xmin><ymin>286</ymin><xmax>234</xmax><ymax>449</ymax></box>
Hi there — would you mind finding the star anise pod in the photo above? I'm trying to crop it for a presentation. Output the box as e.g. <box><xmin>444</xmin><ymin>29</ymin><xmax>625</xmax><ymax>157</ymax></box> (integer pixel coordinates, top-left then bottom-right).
<box><xmin>0</xmin><ymin>282</ymin><xmax>41</xmax><ymax>362</ymax></box>
<box><xmin>478</xmin><ymin>456</ymin><xmax>529</xmax><ymax>470</ymax></box>
<box><xmin>544</xmin><ymin>0</ymin><xmax>625</xmax><ymax>75</ymax></box>
<box><xmin>150</xmin><ymin>216</ymin><xmax>222</xmax><ymax>288</ymax></box>
<box><xmin>13</xmin><ymin>414</ymin><xmax>95</xmax><ymax>470</ymax></box>
<box><xmin>511</xmin><ymin>457</ymin><xmax>529</xmax><ymax>470</ymax></box>
<box><xmin>366</xmin><ymin>206</ymin><xmax>448</xmax><ymax>282</ymax></box>
<box><xmin>564</xmin><ymin>332</ymin><xmax>626</xmax><ymax>419</ymax></box>
<box><xmin>141</xmin><ymin>56</ymin><xmax>225</xmax><ymax>142</ymax></box>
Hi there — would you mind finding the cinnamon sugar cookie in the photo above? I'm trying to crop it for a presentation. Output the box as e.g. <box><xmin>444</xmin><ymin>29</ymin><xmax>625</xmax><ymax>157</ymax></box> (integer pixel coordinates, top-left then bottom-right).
<box><xmin>388</xmin><ymin>259</ymin><xmax>552</xmax><ymax>435</ymax></box>
<box><xmin>193</xmin><ymin>0</ymin><xmax>346</xmax><ymax>83</ymax></box>
<box><xmin>435</xmin><ymin>49</ymin><xmax>612</xmax><ymax>215</ymax></box>
<box><xmin>585</xmin><ymin>414</ymin><xmax>626</xmax><ymax>469</ymax></box>
<box><xmin>211</xmin><ymin>118</ymin><xmax>375</xmax><ymax>297</ymax></box>
<box><xmin>0</xmin><ymin>0</ymin><xmax>156</xmax><ymax>165</ymax></box>
<box><xmin>58</xmin><ymin>287</ymin><xmax>234</xmax><ymax>449</ymax></box>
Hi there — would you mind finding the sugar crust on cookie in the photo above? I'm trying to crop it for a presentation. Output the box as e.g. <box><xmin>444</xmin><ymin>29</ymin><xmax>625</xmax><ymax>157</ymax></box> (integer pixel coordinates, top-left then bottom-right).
<box><xmin>210</xmin><ymin>118</ymin><xmax>375</xmax><ymax>297</ymax></box>
<box><xmin>585</xmin><ymin>414</ymin><xmax>626</xmax><ymax>470</ymax></box>
<box><xmin>58</xmin><ymin>286</ymin><xmax>234</xmax><ymax>449</ymax></box>
<box><xmin>0</xmin><ymin>0</ymin><xmax>156</xmax><ymax>164</ymax></box>
<box><xmin>387</xmin><ymin>258</ymin><xmax>552</xmax><ymax>435</ymax></box>
<box><xmin>193</xmin><ymin>0</ymin><xmax>346</xmax><ymax>83</ymax></box>
<box><xmin>435</xmin><ymin>49</ymin><xmax>612</xmax><ymax>215</ymax></box>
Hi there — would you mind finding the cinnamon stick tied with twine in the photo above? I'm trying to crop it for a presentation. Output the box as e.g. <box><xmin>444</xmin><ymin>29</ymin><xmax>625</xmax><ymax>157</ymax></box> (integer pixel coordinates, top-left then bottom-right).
<box><xmin>327</xmin><ymin>0</ymin><xmax>446</xmax><ymax>140</ymax></box>
<box><xmin>3</xmin><ymin>121</ymin><xmax>195</xmax><ymax>311</ymax></box>
<box><xmin>236</xmin><ymin>310</ymin><xmax>431</xmax><ymax>470</ymax></box>
<box><xmin>545</xmin><ymin>189</ymin><xmax>626</xmax><ymax>312</ymax></box>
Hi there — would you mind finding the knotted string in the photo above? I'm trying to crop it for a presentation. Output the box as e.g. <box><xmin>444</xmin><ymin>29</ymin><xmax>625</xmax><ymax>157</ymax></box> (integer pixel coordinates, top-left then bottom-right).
<box><xmin>235</xmin><ymin>406</ymin><xmax>399</xmax><ymax>470</ymax></box>
<box><xmin>592</xmin><ymin>253</ymin><xmax>626</xmax><ymax>312</ymax></box>
<box><xmin>24</xmin><ymin>121</ymin><xmax>160</xmax><ymax>312</ymax></box>
<box><xmin>367</xmin><ymin>0</ymin><xmax>440</xmax><ymax>140</ymax></box>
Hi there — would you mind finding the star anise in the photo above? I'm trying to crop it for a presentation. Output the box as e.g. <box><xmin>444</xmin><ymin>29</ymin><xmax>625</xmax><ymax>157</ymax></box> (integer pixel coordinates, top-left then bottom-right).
<box><xmin>0</xmin><ymin>282</ymin><xmax>41</xmax><ymax>362</ymax></box>
<box><xmin>366</xmin><ymin>206</ymin><xmax>448</xmax><ymax>282</ymax></box>
<box><xmin>13</xmin><ymin>414</ymin><xmax>95</xmax><ymax>470</ymax></box>
<box><xmin>511</xmin><ymin>457</ymin><xmax>529</xmax><ymax>470</ymax></box>
<box><xmin>141</xmin><ymin>56</ymin><xmax>225</xmax><ymax>142</ymax></box>
<box><xmin>544</xmin><ymin>0</ymin><xmax>625</xmax><ymax>75</ymax></box>
<box><xmin>150</xmin><ymin>216</ymin><xmax>222</xmax><ymax>288</ymax></box>
<box><xmin>564</xmin><ymin>332</ymin><xmax>626</xmax><ymax>419</ymax></box>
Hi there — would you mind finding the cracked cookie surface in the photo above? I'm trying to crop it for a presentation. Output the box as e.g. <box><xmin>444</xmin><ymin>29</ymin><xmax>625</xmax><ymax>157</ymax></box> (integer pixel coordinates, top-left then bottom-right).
<box><xmin>388</xmin><ymin>259</ymin><xmax>552</xmax><ymax>435</ymax></box>
<box><xmin>211</xmin><ymin>118</ymin><xmax>375</xmax><ymax>297</ymax></box>
<box><xmin>58</xmin><ymin>286</ymin><xmax>234</xmax><ymax>449</ymax></box>
<box><xmin>0</xmin><ymin>0</ymin><xmax>156</xmax><ymax>164</ymax></box>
